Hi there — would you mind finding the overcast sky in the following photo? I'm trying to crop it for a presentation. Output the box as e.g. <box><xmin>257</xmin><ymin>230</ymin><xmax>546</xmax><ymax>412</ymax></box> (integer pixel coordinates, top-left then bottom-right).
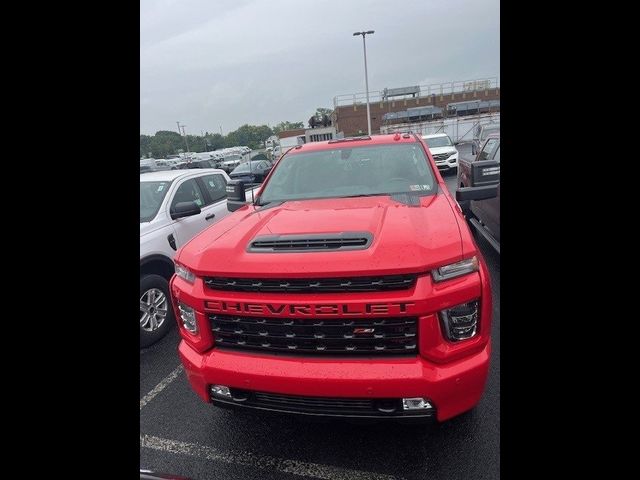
<box><xmin>140</xmin><ymin>0</ymin><xmax>499</xmax><ymax>135</ymax></box>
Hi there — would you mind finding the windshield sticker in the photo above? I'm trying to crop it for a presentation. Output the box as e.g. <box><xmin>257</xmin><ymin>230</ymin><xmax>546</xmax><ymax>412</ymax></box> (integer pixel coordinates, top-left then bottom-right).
<box><xmin>157</xmin><ymin>185</ymin><xmax>164</xmax><ymax>192</ymax></box>
<box><xmin>410</xmin><ymin>184</ymin><xmax>431</xmax><ymax>191</ymax></box>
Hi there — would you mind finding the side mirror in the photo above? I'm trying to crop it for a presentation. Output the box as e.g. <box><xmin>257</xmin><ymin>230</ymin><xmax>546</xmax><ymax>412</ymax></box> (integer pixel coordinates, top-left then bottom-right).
<box><xmin>226</xmin><ymin>180</ymin><xmax>247</xmax><ymax>212</ymax></box>
<box><xmin>170</xmin><ymin>201</ymin><xmax>201</xmax><ymax>220</ymax></box>
<box><xmin>471</xmin><ymin>144</ymin><xmax>477</xmax><ymax>155</ymax></box>
<box><xmin>469</xmin><ymin>159</ymin><xmax>500</xmax><ymax>187</ymax></box>
<box><xmin>455</xmin><ymin>159</ymin><xmax>499</xmax><ymax>204</ymax></box>
<box><xmin>454</xmin><ymin>141</ymin><xmax>460</xmax><ymax>146</ymax></box>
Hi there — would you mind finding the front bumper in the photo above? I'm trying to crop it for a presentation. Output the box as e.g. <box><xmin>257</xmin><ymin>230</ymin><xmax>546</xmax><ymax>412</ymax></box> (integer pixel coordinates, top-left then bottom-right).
<box><xmin>435</xmin><ymin>156</ymin><xmax>458</xmax><ymax>171</ymax></box>
<box><xmin>179</xmin><ymin>339</ymin><xmax>490</xmax><ymax>422</ymax></box>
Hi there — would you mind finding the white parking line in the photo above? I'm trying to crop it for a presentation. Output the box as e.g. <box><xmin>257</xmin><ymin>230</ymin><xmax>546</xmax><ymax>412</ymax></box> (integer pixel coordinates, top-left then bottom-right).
<box><xmin>140</xmin><ymin>365</ymin><xmax>184</xmax><ymax>410</ymax></box>
<box><xmin>141</xmin><ymin>434</ymin><xmax>400</xmax><ymax>480</ymax></box>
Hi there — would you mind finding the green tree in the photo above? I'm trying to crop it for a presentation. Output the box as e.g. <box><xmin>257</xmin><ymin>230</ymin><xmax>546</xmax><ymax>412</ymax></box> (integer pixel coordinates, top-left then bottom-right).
<box><xmin>205</xmin><ymin>133</ymin><xmax>225</xmax><ymax>151</ymax></box>
<box><xmin>315</xmin><ymin>107</ymin><xmax>333</xmax><ymax>117</ymax></box>
<box><xmin>140</xmin><ymin>135</ymin><xmax>152</xmax><ymax>158</ymax></box>
<box><xmin>149</xmin><ymin>130</ymin><xmax>183</xmax><ymax>158</ymax></box>
<box><xmin>272</xmin><ymin>121</ymin><xmax>304</xmax><ymax>134</ymax></box>
<box><xmin>225</xmin><ymin>124</ymin><xmax>274</xmax><ymax>149</ymax></box>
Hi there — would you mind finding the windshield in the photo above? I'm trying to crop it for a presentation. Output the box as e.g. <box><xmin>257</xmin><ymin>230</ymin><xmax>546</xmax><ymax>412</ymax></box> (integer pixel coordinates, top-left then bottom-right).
<box><xmin>424</xmin><ymin>136</ymin><xmax>452</xmax><ymax>148</ymax></box>
<box><xmin>258</xmin><ymin>143</ymin><xmax>436</xmax><ymax>204</ymax></box>
<box><xmin>140</xmin><ymin>181</ymin><xmax>171</xmax><ymax>222</ymax></box>
<box><xmin>232</xmin><ymin>161</ymin><xmax>262</xmax><ymax>173</ymax></box>
<box><xmin>481</xmin><ymin>126</ymin><xmax>500</xmax><ymax>139</ymax></box>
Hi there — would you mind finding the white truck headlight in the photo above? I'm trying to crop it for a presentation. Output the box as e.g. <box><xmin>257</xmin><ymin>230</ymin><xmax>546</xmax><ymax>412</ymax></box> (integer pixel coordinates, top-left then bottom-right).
<box><xmin>432</xmin><ymin>257</ymin><xmax>478</xmax><ymax>282</ymax></box>
<box><xmin>175</xmin><ymin>263</ymin><xmax>196</xmax><ymax>283</ymax></box>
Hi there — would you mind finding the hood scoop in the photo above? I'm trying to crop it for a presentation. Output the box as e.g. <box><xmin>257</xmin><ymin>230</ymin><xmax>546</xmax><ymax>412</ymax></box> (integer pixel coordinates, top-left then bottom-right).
<box><xmin>248</xmin><ymin>232</ymin><xmax>373</xmax><ymax>253</ymax></box>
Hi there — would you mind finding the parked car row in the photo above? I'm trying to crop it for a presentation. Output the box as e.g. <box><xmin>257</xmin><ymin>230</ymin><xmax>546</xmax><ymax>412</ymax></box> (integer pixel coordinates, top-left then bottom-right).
<box><xmin>141</xmin><ymin>146</ymin><xmax>253</xmax><ymax>173</ymax></box>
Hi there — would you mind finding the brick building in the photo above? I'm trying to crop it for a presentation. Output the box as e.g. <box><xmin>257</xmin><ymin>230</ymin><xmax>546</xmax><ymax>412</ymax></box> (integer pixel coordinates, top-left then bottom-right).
<box><xmin>333</xmin><ymin>82</ymin><xmax>500</xmax><ymax>137</ymax></box>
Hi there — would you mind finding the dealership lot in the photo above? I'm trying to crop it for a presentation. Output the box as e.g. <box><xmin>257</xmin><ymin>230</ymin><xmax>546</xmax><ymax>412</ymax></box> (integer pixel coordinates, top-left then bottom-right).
<box><xmin>140</xmin><ymin>143</ymin><xmax>500</xmax><ymax>480</ymax></box>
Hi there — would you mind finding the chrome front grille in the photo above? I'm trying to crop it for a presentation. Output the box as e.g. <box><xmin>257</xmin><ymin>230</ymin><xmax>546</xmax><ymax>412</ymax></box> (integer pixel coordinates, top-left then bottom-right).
<box><xmin>433</xmin><ymin>152</ymin><xmax>452</xmax><ymax>161</ymax></box>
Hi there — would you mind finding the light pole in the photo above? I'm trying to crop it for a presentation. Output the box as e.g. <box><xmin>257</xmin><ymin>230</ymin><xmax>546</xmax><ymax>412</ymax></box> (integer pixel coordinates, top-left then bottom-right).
<box><xmin>180</xmin><ymin>124</ymin><xmax>190</xmax><ymax>153</ymax></box>
<box><xmin>353</xmin><ymin>30</ymin><xmax>374</xmax><ymax>135</ymax></box>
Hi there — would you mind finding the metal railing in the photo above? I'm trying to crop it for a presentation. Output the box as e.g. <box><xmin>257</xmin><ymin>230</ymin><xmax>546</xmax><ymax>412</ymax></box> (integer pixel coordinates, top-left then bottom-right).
<box><xmin>380</xmin><ymin>111</ymin><xmax>500</xmax><ymax>143</ymax></box>
<box><xmin>333</xmin><ymin>77</ymin><xmax>500</xmax><ymax>108</ymax></box>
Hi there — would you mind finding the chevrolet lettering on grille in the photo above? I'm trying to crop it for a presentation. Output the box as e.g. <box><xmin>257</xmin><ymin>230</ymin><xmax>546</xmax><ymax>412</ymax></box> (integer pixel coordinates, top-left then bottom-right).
<box><xmin>205</xmin><ymin>301</ymin><xmax>416</xmax><ymax>316</ymax></box>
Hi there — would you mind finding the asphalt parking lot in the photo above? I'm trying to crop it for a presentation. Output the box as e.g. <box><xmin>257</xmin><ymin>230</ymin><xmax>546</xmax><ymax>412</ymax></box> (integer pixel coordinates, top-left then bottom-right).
<box><xmin>140</xmin><ymin>143</ymin><xmax>500</xmax><ymax>480</ymax></box>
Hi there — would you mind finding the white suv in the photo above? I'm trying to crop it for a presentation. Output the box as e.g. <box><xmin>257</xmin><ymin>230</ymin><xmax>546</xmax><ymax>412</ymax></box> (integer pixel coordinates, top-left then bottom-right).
<box><xmin>422</xmin><ymin>133</ymin><xmax>459</xmax><ymax>174</ymax></box>
<box><xmin>140</xmin><ymin>169</ymin><xmax>233</xmax><ymax>347</ymax></box>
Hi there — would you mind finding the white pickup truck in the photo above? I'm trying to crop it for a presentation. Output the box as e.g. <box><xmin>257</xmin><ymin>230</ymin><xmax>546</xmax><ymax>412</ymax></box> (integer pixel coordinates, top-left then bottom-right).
<box><xmin>140</xmin><ymin>169</ymin><xmax>234</xmax><ymax>347</ymax></box>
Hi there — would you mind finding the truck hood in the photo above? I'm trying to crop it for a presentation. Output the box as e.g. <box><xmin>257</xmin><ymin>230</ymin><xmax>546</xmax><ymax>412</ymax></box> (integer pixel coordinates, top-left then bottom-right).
<box><xmin>177</xmin><ymin>194</ymin><xmax>464</xmax><ymax>277</ymax></box>
<box><xmin>428</xmin><ymin>146</ymin><xmax>458</xmax><ymax>156</ymax></box>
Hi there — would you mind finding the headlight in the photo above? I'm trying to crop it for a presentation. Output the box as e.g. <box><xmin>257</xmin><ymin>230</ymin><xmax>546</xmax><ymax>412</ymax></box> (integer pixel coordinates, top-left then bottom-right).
<box><xmin>439</xmin><ymin>300</ymin><xmax>479</xmax><ymax>341</ymax></box>
<box><xmin>175</xmin><ymin>263</ymin><xmax>196</xmax><ymax>283</ymax></box>
<box><xmin>178</xmin><ymin>302</ymin><xmax>198</xmax><ymax>333</ymax></box>
<box><xmin>432</xmin><ymin>256</ymin><xmax>478</xmax><ymax>282</ymax></box>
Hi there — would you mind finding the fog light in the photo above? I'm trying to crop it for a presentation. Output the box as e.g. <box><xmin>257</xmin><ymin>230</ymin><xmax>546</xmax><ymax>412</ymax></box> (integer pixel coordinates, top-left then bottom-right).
<box><xmin>402</xmin><ymin>398</ymin><xmax>433</xmax><ymax>410</ymax></box>
<box><xmin>440</xmin><ymin>300</ymin><xmax>479</xmax><ymax>341</ymax></box>
<box><xmin>210</xmin><ymin>385</ymin><xmax>232</xmax><ymax>399</ymax></box>
<box><xmin>178</xmin><ymin>303</ymin><xmax>198</xmax><ymax>334</ymax></box>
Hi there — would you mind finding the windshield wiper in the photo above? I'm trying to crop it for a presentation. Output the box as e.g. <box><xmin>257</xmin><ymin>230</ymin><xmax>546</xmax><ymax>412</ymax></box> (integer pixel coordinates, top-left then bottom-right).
<box><xmin>338</xmin><ymin>193</ymin><xmax>387</xmax><ymax>199</ymax></box>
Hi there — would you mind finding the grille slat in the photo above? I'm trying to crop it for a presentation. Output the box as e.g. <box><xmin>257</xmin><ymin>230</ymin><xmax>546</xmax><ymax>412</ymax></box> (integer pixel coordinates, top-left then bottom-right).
<box><xmin>204</xmin><ymin>274</ymin><xmax>417</xmax><ymax>293</ymax></box>
<box><xmin>211</xmin><ymin>316</ymin><xmax>414</xmax><ymax>328</ymax></box>
<box><xmin>433</xmin><ymin>152</ymin><xmax>452</xmax><ymax>161</ymax></box>
<box><xmin>213</xmin><ymin>329</ymin><xmax>412</xmax><ymax>341</ymax></box>
<box><xmin>254</xmin><ymin>394</ymin><xmax>372</xmax><ymax>409</ymax></box>
<box><xmin>210</xmin><ymin>314</ymin><xmax>417</xmax><ymax>356</ymax></box>
<box><xmin>249</xmin><ymin>391</ymin><xmax>378</xmax><ymax>414</ymax></box>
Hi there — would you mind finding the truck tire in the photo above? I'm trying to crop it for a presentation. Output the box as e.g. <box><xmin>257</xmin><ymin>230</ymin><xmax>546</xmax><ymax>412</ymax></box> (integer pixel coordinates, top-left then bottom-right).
<box><xmin>140</xmin><ymin>274</ymin><xmax>174</xmax><ymax>348</ymax></box>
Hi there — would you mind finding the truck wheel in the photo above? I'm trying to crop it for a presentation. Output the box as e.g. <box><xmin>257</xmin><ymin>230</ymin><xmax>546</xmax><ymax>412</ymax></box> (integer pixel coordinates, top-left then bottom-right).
<box><xmin>140</xmin><ymin>274</ymin><xmax>174</xmax><ymax>348</ymax></box>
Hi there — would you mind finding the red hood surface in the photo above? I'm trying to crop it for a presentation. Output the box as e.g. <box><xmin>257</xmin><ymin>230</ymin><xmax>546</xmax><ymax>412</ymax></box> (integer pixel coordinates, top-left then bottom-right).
<box><xmin>177</xmin><ymin>194</ymin><xmax>464</xmax><ymax>277</ymax></box>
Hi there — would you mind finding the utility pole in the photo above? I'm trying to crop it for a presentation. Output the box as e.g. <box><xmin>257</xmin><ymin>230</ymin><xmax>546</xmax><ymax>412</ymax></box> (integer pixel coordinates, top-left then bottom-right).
<box><xmin>201</xmin><ymin>130</ymin><xmax>208</xmax><ymax>151</ymax></box>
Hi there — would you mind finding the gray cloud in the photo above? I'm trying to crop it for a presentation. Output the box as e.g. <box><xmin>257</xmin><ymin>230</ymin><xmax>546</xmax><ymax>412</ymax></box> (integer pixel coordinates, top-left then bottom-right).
<box><xmin>140</xmin><ymin>0</ymin><xmax>499</xmax><ymax>135</ymax></box>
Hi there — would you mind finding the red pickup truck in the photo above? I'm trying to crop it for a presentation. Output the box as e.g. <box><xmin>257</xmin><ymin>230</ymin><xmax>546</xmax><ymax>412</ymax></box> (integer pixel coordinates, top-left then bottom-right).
<box><xmin>170</xmin><ymin>133</ymin><xmax>497</xmax><ymax>422</ymax></box>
